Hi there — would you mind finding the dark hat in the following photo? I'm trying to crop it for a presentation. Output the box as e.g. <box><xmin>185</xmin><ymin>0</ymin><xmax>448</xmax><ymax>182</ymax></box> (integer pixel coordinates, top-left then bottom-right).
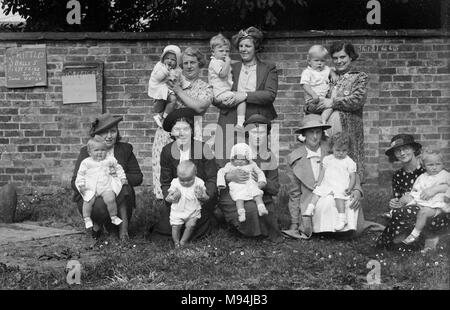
<box><xmin>294</xmin><ymin>114</ymin><xmax>331</xmax><ymax>134</ymax></box>
<box><xmin>162</xmin><ymin>108</ymin><xmax>196</xmax><ymax>132</ymax></box>
<box><xmin>385</xmin><ymin>134</ymin><xmax>422</xmax><ymax>157</ymax></box>
<box><xmin>232</xmin><ymin>26</ymin><xmax>264</xmax><ymax>48</ymax></box>
<box><xmin>243</xmin><ymin>114</ymin><xmax>271</xmax><ymax>131</ymax></box>
<box><xmin>89</xmin><ymin>113</ymin><xmax>123</xmax><ymax>136</ymax></box>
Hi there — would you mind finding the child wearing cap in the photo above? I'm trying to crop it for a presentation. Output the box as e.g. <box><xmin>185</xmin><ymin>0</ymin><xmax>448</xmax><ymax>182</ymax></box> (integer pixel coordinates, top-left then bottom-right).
<box><xmin>217</xmin><ymin>143</ymin><xmax>268</xmax><ymax>222</ymax></box>
<box><xmin>148</xmin><ymin>45</ymin><xmax>183</xmax><ymax>128</ymax></box>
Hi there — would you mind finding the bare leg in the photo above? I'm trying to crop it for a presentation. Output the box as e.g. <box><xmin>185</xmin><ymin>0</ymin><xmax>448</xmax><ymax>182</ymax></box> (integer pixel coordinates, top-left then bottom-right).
<box><xmin>335</xmin><ymin>198</ymin><xmax>346</xmax><ymax>214</ymax></box>
<box><xmin>82</xmin><ymin>198</ymin><xmax>95</xmax><ymax>228</ymax></box>
<box><xmin>172</xmin><ymin>224</ymin><xmax>182</xmax><ymax>247</ymax></box>
<box><xmin>118</xmin><ymin>201</ymin><xmax>129</xmax><ymax>241</ymax></box>
<box><xmin>236</xmin><ymin>200</ymin><xmax>246</xmax><ymax>222</ymax></box>
<box><xmin>236</xmin><ymin>101</ymin><xmax>246</xmax><ymax>127</ymax></box>
<box><xmin>102</xmin><ymin>191</ymin><xmax>118</xmax><ymax>217</ymax></box>
<box><xmin>304</xmin><ymin>193</ymin><xmax>320</xmax><ymax>216</ymax></box>
<box><xmin>335</xmin><ymin>198</ymin><xmax>347</xmax><ymax>231</ymax></box>
<box><xmin>180</xmin><ymin>218</ymin><xmax>197</xmax><ymax>246</ymax></box>
<box><xmin>164</xmin><ymin>94</ymin><xmax>177</xmax><ymax>118</ymax></box>
<box><xmin>403</xmin><ymin>206</ymin><xmax>438</xmax><ymax>244</ymax></box>
<box><xmin>254</xmin><ymin>195</ymin><xmax>268</xmax><ymax>216</ymax></box>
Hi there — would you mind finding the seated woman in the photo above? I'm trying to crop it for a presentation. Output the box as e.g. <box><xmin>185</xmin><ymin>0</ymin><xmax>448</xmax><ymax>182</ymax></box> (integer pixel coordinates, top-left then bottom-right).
<box><xmin>151</xmin><ymin>108</ymin><xmax>217</xmax><ymax>242</ymax></box>
<box><xmin>217</xmin><ymin>114</ymin><xmax>283</xmax><ymax>242</ymax></box>
<box><xmin>71</xmin><ymin>113</ymin><xmax>143</xmax><ymax>241</ymax></box>
<box><xmin>376</xmin><ymin>134</ymin><xmax>450</xmax><ymax>252</ymax></box>
<box><xmin>284</xmin><ymin>114</ymin><xmax>382</xmax><ymax>239</ymax></box>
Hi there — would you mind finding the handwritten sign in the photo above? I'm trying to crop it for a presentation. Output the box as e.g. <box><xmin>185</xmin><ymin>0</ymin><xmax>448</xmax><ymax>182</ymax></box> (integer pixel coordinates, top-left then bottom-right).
<box><xmin>62</xmin><ymin>73</ymin><xmax>97</xmax><ymax>104</ymax></box>
<box><xmin>61</xmin><ymin>62</ymin><xmax>103</xmax><ymax>105</ymax></box>
<box><xmin>5</xmin><ymin>45</ymin><xmax>47</xmax><ymax>88</ymax></box>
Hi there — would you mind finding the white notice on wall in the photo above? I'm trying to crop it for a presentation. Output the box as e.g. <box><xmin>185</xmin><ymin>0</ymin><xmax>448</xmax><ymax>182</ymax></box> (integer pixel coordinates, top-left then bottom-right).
<box><xmin>62</xmin><ymin>73</ymin><xmax>97</xmax><ymax>104</ymax></box>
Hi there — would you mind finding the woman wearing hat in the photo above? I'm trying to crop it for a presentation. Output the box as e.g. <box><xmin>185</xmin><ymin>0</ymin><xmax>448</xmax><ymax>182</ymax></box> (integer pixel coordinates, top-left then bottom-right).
<box><xmin>217</xmin><ymin>113</ymin><xmax>283</xmax><ymax>242</ymax></box>
<box><xmin>376</xmin><ymin>134</ymin><xmax>450</xmax><ymax>251</ymax></box>
<box><xmin>284</xmin><ymin>114</ymin><xmax>381</xmax><ymax>239</ymax></box>
<box><xmin>151</xmin><ymin>108</ymin><xmax>218</xmax><ymax>241</ymax></box>
<box><xmin>304</xmin><ymin>41</ymin><xmax>368</xmax><ymax>182</ymax></box>
<box><xmin>152</xmin><ymin>47</ymin><xmax>213</xmax><ymax>201</ymax></box>
<box><xmin>71</xmin><ymin>113</ymin><xmax>143</xmax><ymax>241</ymax></box>
<box><xmin>212</xmin><ymin>26</ymin><xmax>278</xmax><ymax>168</ymax></box>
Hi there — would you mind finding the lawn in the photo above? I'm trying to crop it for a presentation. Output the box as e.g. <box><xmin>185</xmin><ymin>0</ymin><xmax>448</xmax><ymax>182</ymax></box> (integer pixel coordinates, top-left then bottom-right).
<box><xmin>0</xmin><ymin>186</ymin><xmax>448</xmax><ymax>290</ymax></box>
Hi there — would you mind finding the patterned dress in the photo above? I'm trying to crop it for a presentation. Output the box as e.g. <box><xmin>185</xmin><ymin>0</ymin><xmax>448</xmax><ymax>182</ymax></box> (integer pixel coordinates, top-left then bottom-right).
<box><xmin>151</xmin><ymin>77</ymin><xmax>213</xmax><ymax>199</ymax></box>
<box><xmin>376</xmin><ymin>166</ymin><xmax>450</xmax><ymax>251</ymax></box>
<box><xmin>304</xmin><ymin>69</ymin><xmax>368</xmax><ymax>182</ymax></box>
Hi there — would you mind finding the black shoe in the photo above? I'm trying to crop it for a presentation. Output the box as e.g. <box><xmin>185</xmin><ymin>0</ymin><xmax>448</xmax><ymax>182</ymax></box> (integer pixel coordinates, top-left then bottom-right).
<box><xmin>92</xmin><ymin>228</ymin><xmax>102</xmax><ymax>240</ymax></box>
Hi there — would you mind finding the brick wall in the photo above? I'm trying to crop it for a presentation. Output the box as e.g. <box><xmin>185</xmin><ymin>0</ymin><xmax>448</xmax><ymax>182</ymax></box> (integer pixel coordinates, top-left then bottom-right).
<box><xmin>0</xmin><ymin>30</ymin><xmax>449</xmax><ymax>195</ymax></box>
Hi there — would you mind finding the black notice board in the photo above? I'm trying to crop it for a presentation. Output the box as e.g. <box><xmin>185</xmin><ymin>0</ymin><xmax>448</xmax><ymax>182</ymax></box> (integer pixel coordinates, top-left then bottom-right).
<box><xmin>5</xmin><ymin>44</ymin><xmax>47</xmax><ymax>88</ymax></box>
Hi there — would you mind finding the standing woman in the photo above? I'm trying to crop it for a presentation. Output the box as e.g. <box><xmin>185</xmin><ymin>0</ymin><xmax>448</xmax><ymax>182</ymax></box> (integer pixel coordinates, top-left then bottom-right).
<box><xmin>213</xmin><ymin>26</ymin><xmax>278</xmax><ymax>167</ymax></box>
<box><xmin>304</xmin><ymin>41</ymin><xmax>368</xmax><ymax>182</ymax></box>
<box><xmin>151</xmin><ymin>47</ymin><xmax>213</xmax><ymax>200</ymax></box>
<box><xmin>376</xmin><ymin>134</ymin><xmax>450</xmax><ymax>251</ymax></box>
<box><xmin>71</xmin><ymin>113</ymin><xmax>143</xmax><ymax>241</ymax></box>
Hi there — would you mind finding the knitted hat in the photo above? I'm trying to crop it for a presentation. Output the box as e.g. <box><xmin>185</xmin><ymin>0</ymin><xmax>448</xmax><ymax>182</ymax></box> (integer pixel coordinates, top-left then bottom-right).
<box><xmin>161</xmin><ymin>45</ymin><xmax>182</xmax><ymax>67</ymax></box>
<box><xmin>230</xmin><ymin>143</ymin><xmax>253</xmax><ymax>161</ymax></box>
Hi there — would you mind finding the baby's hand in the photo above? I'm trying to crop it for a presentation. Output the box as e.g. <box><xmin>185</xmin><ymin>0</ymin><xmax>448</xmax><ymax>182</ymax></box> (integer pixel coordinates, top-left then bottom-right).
<box><xmin>345</xmin><ymin>188</ymin><xmax>352</xmax><ymax>196</ymax></box>
<box><xmin>194</xmin><ymin>186</ymin><xmax>209</xmax><ymax>201</ymax></box>
<box><xmin>121</xmin><ymin>178</ymin><xmax>128</xmax><ymax>185</ymax></box>
<box><xmin>224</xmin><ymin>55</ymin><xmax>231</xmax><ymax>63</ymax></box>
<box><xmin>109</xmin><ymin>166</ymin><xmax>117</xmax><ymax>177</ymax></box>
<box><xmin>444</xmin><ymin>196</ymin><xmax>450</xmax><ymax>204</ymax></box>
<box><xmin>399</xmin><ymin>193</ymin><xmax>413</xmax><ymax>206</ymax></box>
<box><xmin>420</xmin><ymin>187</ymin><xmax>435</xmax><ymax>200</ymax></box>
<box><xmin>258</xmin><ymin>181</ymin><xmax>266</xmax><ymax>189</ymax></box>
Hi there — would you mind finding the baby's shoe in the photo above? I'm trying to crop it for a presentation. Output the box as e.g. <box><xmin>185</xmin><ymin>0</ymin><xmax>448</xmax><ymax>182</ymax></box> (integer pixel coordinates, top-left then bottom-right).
<box><xmin>153</xmin><ymin>114</ymin><xmax>164</xmax><ymax>128</ymax></box>
<box><xmin>237</xmin><ymin>209</ymin><xmax>246</xmax><ymax>222</ymax></box>
<box><xmin>84</xmin><ymin>217</ymin><xmax>93</xmax><ymax>229</ymax></box>
<box><xmin>110</xmin><ymin>216</ymin><xmax>123</xmax><ymax>226</ymax></box>
<box><xmin>335</xmin><ymin>213</ymin><xmax>347</xmax><ymax>231</ymax></box>
<box><xmin>257</xmin><ymin>204</ymin><xmax>268</xmax><ymax>216</ymax></box>
<box><xmin>303</xmin><ymin>203</ymin><xmax>315</xmax><ymax>217</ymax></box>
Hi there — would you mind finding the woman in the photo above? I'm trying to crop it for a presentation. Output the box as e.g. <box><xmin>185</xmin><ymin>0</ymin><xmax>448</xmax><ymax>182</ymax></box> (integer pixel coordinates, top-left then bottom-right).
<box><xmin>71</xmin><ymin>113</ymin><xmax>143</xmax><ymax>241</ymax></box>
<box><xmin>151</xmin><ymin>108</ymin><xmax>217</xmax><ymax>241</ymax></box>
<box><xmin>213</xmin><ymin>26</ymin><xmax>278</xmax><ymax>168</ymax></box>
<box><xmin>284</xmin><ymin>114</ymin><xmax>382</xmax><ymax>239</ymax></box>
<box><xmin>304</xmin><ymin>41</ymin><xmax>367</xmax><ymax>182</ymax></box>
<box><xmin>217</xmin><ymin>114</ymin><xmax>283</xmax><ymax>242</ymax></box>
<box><xmin>376</xmin><ymin>134</ymin><xmax>450</xmax><ymax>251</ymax></box>
<box><xmin>152</xmin><ymin>47</ymin><xmax>213</xmax><ymax>200</ymax></box>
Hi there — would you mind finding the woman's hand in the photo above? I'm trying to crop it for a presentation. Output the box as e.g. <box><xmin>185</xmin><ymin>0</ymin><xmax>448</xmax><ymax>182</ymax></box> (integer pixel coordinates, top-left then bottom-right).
<box><xmin>348</xmin><ymin>189</ymin><xmax>362</xmax><ymax>210</ymax></box>
<box><xmin>165</xmin><ymin>188</ymin><xmax>181</xmax><ymax>203</ymax></box>
<box><xmin>258</xmin><ymin>181</ymin><xmax>266</xmax><ymax>189</ymax></box>
<box><xmin>389</xmin><ymin>198</ymin><xmax>402</xmax><ymax>209</ymax></box>
<box><xmin>223</xmin><ymin>91</ymin><xmax>247</xmax><ymax>107</ymax></box>
<box><xmin>420</xmin><ymin>187</ymin><xmax>435</xmax><ymax>200</ymax></box>
<box><xmin>225</xmin><ymin>169</ymin><xmax>249</xmax><ymax>184</ymax></box>
<box><xmin>316</xmin><ymin>98</ymin><xmax>333</xmax><ymax>110</ymax></box>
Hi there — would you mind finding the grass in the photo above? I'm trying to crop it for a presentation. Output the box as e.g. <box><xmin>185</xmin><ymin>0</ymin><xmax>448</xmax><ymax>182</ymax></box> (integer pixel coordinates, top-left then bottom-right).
<box><xmin>1</xmin><ymin>186</ymin><xmax>449</xmax><ymax>290</ymax></box>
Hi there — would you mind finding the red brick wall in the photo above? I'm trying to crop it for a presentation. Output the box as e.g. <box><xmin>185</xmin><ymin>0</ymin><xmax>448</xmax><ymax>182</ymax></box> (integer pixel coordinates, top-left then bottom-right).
<box><xmin>0</xmin><ymin>30</ymin><xmax>449</xmax><ymax>194</ymax></box>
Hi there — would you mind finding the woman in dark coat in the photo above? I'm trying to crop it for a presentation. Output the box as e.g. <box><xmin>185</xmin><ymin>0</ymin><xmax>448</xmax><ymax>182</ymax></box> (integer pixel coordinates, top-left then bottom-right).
<box><xmin>71</xmin><ymin>113</ymin><xmax>143</xmax><ymax>241</ymax></box>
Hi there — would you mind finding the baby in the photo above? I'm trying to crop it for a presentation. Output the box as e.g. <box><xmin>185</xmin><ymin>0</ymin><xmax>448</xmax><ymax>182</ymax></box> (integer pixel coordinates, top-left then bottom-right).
<box><xmin>303</xmin><ymin>132</ymin><xmax>357</xmax><ymax>231</ymax></box>
<box><xmin>166</xmin><ymin>160</ymin><xmax>209</xmax><ymax>247</ymax></box>
<box><xmin>208</xmin><ymin>33</ymin><xmax>245</xmax><ymax>130</ymax></box>
<box><xmin>402</xmin><ymin>148</ymin><xmax>450</xmax><ymax>244</ymax></box>
<box><xmin>75</xmin><ymin>135</ymin><xmax>127</xmax><ymax>230</ymax></box>
<box><xmin>217</xmin><ymin>143</ymin><xmax>268</xmax><ymax>222</ymax></box>
<box><xmin>148</xmin><ymin>44</ymin><xmax>182</xmax><ymax>128</ymax></box>
<box><xmin>299</xmin><ymin>45</ymin><xmax>337</xmax><ymax>141</ymax></box>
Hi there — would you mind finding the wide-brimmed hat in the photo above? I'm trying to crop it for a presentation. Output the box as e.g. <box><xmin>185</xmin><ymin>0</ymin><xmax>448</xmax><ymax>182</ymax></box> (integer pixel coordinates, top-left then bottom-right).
<box><xmin>294</xmin><ymin>114</ymin><xmax>331</xmax><ymax>134</ymax></box>
<box><xmin>385</xmin><ymin>134</ymin><xmax>422</xmax><ymax>157</ymax></box>
<box><xmin>161</xmin><ymin>45</ymin><xmax>182</xmax><ymax>67</ymax></box>
<box><xmin>232</xmin><ymin>26</ymin><xmax>264</xmax><ymax>48</ymax></box>
<box><xmin>89</xmin><ymin>113</ymin><xmax>123</xmax><ymax>136</ymax></box>
<box><xmin>243</xmin><ymin>114</ymin><xmax>271</xmax><ymax>132</ymax></box>
<box><xmin>162</xmin><ymin>108</ymin><xmax>196</xmax><ymax>132</ymax></box>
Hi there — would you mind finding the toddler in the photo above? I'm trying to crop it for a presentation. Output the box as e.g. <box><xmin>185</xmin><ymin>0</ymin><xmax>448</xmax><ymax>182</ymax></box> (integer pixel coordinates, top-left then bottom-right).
<box><xmin>299</xmin><ymin>45</ymin><xmax>337</xmax><ymax>142</ymax></box>
<box><xmin>75</xmin><ymin>135</ymin><xmax>127</xmax><ymax>230</ymax></box>
<box><xmin>303</xmin><ymin>132</ymin><xmax>357</xmax><ymax>231</ymax></box>
<box><xmin>217</xmin><ymin>143</ymin><xmax>268</xmax><ymax>222</ymax></box>
<box><xmin>148</xmin><ymin>44</ymin><xmax>182</xmax><ymax>128</ymax></box>
<box><xmin>208</xmin><ymin>34</ymin><xmax>245</xmax><ymax>130</ymax></box>
<box><xmin>166</xmin><ymin>160</ymin><xmax>209</xmax><ymax>247</ymax></box>
<box><xmin>402</xmin><ymin>148</ymin><xmax>450</xmax><ymax>244</ymax></box>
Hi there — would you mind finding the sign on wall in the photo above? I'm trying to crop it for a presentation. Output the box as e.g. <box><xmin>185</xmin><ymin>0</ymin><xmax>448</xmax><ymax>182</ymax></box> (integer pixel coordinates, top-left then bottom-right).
<box><xmin>5</xmin><ymin>44</ymin><xmax>47</xmax><ymax>88</ymax></box>
<box><xmin>61</xmin><ymin>62</ymin><xmax>103</xmax><ymax>105</ymax></box>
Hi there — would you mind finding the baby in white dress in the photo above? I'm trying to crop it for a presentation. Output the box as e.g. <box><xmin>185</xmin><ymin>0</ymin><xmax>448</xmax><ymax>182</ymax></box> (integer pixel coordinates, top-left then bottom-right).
<box><xmin>217</xmin><ymin>143</ymin><xmax>268</xmax><ymax>222</ymax></box>
<box><xmin>402</xmin><ymin>148</ymin><xmax>450</xmax><ymax>244</ymax></box>
<box><xmin>304</xmin><ymin>132</ymin><xmax>357</xmax><ymax>231</ymax></box>
<box><xmin>75</xmin><ymin>135</ymin><xmax>127</xmax><ymax>230</ymax></box>
<box><xmin>166</xmin><ymin>160</ymin><xmax>209</xmax><ymax>247</ymax></box>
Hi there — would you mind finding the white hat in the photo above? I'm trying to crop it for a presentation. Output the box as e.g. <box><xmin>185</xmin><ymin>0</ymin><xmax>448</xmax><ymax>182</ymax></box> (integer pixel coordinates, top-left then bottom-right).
<box><xmin>230</xmin><ymin>143</ymin><xmax>253</xmax><ymax>161</ymax></box>
<box><xmin>161</xmin><ymin>45</ymin><xmax>182</xmax><ymax>67</ymax></box>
